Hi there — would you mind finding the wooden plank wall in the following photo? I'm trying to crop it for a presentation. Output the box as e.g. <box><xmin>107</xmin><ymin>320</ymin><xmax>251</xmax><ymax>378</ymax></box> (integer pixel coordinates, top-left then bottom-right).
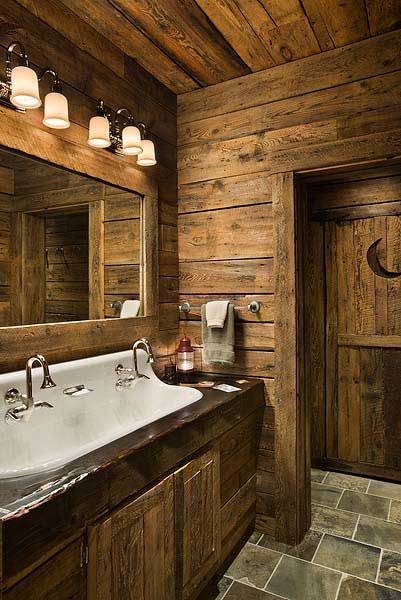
<box><xmin>177</xmin><ymin>30</ymin><xmax>401</xmax><ymax>534</ymax></box>
<box><xmin>104</xmin><ymin>188</ymin><xmax>141</xmax><ymax>318</ymax></box>
<box><xmin>0</xmin><ymin>168</ymin><xmax>12</xmax><ymax>326</ymax></box>
<box><xmin>45</xmin><ymin>212</ymin><xmax>89</xmax><ymax>323</ymax></box>
<box><xmin>0</xmin><ymin>0</ymin><xmax>178</xmax><ymax>365</ymax></box>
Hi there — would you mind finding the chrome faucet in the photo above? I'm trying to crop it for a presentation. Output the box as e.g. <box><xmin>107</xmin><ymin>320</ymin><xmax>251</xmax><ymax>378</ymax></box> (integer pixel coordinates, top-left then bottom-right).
<box><xmin>115</xmin><ymin>338</ymin><xmax>155</xmax><ymax>389</ymax></box>
<box><xmin>4</xmin><ymin>354</ymin><xmax>56</xmax><ymax>423</ymax></box>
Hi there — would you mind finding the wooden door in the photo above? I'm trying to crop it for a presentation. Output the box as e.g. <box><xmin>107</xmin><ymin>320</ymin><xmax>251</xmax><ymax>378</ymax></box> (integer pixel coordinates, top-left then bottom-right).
<box><xmin>174</xmin><ymin>446</ymin><xmax>221</xmax><ymax>600</ymax></box>
<box><xmin>87</xmin><ymin>474</ymin><xmax>175</xmax><ymax>600</ymax></box>
<box><xmin>309</xmin><ymin>206</ymin><xmax>401</xmax><ymax>479</ymax></box>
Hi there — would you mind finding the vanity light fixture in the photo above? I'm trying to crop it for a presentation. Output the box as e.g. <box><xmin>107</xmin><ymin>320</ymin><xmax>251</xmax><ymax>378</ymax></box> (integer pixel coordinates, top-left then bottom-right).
<box><xmin>0</xmin><ymin>41</ymin><xmax>70</xmax><ymax>130</ymax></box>
<box><xmin>0</xmin><ymin>43</ymin><xmax>156</xmax><ymax>166</ymax></box>
<box><xmin>41</xmin><ymin>70</ymin><xmax>70</xmax><ymax>129</ymax></box>
<box><xmin>88</xmin><ymin>101</ymin><xmax>157</xmax><ymax>166</ymax></box>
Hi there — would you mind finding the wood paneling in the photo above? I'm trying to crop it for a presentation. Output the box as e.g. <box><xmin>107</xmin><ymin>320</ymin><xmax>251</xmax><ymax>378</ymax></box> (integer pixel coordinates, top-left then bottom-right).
<box><xmin>87</xmin><ymin>475</ymin><xmax>175</xmax><ymax>600</ymax></box>
<box><xmin>174</xmin><ymin>446</ymin><xmax>221</xmax><ymax>600</ymax></box>
<box><xmin>36</xmin><ymin>0</ymin><xmax>401</xmax><ymax>94</ymax></box>
<box><xmin>178</xmin><ymin>29</ymin><xmax>401</xmax><ymax>122</ymax></box>
<box><xmin>4</xmin><ymin>539</ymin><xmax>86</xmax><ymax>600</ymax></box>
<box><xmin>177</xmin><ymin>29</ymin><xmax>401</xmax><ymax>542</ymax></box>
<box><xmin>179</xmin><ymin>205</ymin><xmax>273</xmax><ymax>261</ymax></box>
<box><xmin>46</xmin><ymin>211</ymin><xmax>89</xmax><ymax>323</ymax></box>
<box><xmin>0</xmin><ymin>167</ymin><xmax>13</xmax><ymax>195</ymax></box>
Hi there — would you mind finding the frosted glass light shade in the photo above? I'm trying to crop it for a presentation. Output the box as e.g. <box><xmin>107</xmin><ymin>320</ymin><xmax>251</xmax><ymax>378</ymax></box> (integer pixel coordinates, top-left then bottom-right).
<box><xmin>137</xmin><ymin>139</ymin><xmax>157</xmax><ymax>166</ymax></box>
<box><xmin>122</xmin><ymin>125</ymin><xmax>142</xmax><ymax>155</ymax></box>
<box><xmin>10</xmin><ymin>65</ymin><xmax>41</xmax><ymax>109</ymax></box>
<box><xmin>43</xmin><ymin>92</ymin><xmax>70</xmax><ymax>129</ymax></box>
<box><xmin>88</xmin><ymin>115</ymin><xmax>111</xmax><ymax>148</ymax></box>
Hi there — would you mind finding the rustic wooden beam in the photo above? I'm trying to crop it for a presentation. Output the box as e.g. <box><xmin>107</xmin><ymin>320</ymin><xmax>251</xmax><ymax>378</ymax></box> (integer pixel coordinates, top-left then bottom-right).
<box><xmin>272</xmin><ymin>171</ymin><xmax>309</xmax><ymax>545</ymax></box>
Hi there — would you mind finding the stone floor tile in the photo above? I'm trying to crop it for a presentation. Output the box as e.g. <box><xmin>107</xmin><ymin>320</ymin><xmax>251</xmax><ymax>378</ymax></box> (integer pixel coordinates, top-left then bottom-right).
<box><xmin>259</xmin><ymin>529</ymin><xmax>322</xmax><ymax>562</ymax></box>
<box><xmin>248</xmin><ymin>530</ymin><xmax>264</xmax><ymax>544</ymax></box>
<box><xmin>325</xmin><ymin>472</ymin><xmax>370</xmax><ymax>492</ymax></box>
<box><xmin>338</xmin><ymin>575</ymin><xmax>401</xmax><ymax>599</ymax></box>
<box><xmin>390</xmin><ymin>501</ymin><xmax>401</xmax><ymax>525</ymax></box>
<box><xmin>224</xmin><ymin>581</ymin><xmax>282</xmax><ymax>599</ymax></box>
<box><xmin>215</xmin><ymin>577</ymin><xmax>234</xmax><ymax>599</ymax></box>
<box><xmin>313</xmin><ymin>533</ymin><xmax>381</xmax><ymax>580</ymax></box>
<box><xmin>379</xmin><ymin>550</ymin><xmax>401</xmax><ymax>591</ymax></box>
<box><xmin>311</xmin><ymin>468</ymin><xmax>327</xmax><ymax>483</ymax></box>
<box><xmin>338</xmin><ymin>490</ymin><xmax>390</xmax><ymax>519</ymax></box>
<box><xmin>312</xmin><ymin>482</ymin><xmax>343</xmax><ymax>508</ymax></box>
<box><xmin>370</xmin><ymin>481</ymin><xmax>401</xmax><ymax>502</ymax></box>
<box><xmin>266</xmin><ymin>555</ymin><xmax>341</xmax><ymax>600</ymax></box>
<box><xmin>225</xmin><ymin>543</ymin><xmax>281</xmax><ymax>589</ymax></box>
<box><xmin>311</xmin><ymin>504</ymin><xmax>358</xmax><ymax>538</ymax></box>
<box><xmin>355</xmin><ymin>515</ymin><xmax>401</xmax><ymax>553</ymax></box>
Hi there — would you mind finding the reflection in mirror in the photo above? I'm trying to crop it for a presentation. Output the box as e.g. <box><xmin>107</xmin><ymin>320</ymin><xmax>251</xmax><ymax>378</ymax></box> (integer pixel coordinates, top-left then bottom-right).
<box><xmin>0</xmin><ymin>146</ymin><xmax>142</xmax><ymax>327</ymax></box>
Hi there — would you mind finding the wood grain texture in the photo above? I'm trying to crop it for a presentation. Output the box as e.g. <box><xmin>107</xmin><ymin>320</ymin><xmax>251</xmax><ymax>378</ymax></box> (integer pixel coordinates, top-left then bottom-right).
<box><xmin>4</xmin><ymin>539</ymin><xmax>86</xmax><ymax>600</ymax></box>
<box><xmin>272</xmin><ymin>172</ymin><xmax>308</xmax><ymax>545</ymax></box>
<box><xmin>174</xmin><ymin>446</ymin><xmax>221</xmax><ymax>600</ymax></box>
<box><xmin>310</xmin><ymin>175</ymin><xmax>401</xmax><ymax>480</ymax></box>
<box><xmin>178</xmin><ymin>31</ymin><xmax>401</xmax><ymax>540</ymax></box>
<box><xmin>12</xmin><ymin>0</ymin><xmax>397</xmax><ymax>95</ymax></box>
<box><xmin>178</xmin><ymin>28</ymin><xmax>401</xmax><ymax>122</ymax></box>
<box><xmin>87</xmin><ymin>474</ymin><xmax>175</xmax><ymax>600</ymax></box>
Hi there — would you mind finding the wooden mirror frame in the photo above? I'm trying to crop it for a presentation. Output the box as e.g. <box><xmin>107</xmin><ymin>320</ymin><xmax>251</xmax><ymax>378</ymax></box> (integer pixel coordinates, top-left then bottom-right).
<box><xmin>0</xmin><ymin>109</ymin><xmax>159</xmax><ymax>373</ymax></box>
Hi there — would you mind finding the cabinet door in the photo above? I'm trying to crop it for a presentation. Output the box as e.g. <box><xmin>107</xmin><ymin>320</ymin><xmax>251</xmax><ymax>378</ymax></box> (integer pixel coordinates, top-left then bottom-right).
<box><xmin>175</xmin><ymin>446</ymin><xmax>221</xmax><ymax>600</ymax></box>
<box><xmin>4</xmin><ymin>538</ymin><xmax>86</xmax><ymax>600</ymax></box>
<box><xmin>87</xmin><ymin>474</ymin><xmax>175</xmax><ymax>600</ymax></box>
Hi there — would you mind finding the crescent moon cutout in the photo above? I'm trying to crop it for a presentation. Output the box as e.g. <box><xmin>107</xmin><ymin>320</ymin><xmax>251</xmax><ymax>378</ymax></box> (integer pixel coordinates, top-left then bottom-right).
<box><xmin>367</xmin><ymin>238</ymin><xmax>401</xmax><ymax>279</ymax></box>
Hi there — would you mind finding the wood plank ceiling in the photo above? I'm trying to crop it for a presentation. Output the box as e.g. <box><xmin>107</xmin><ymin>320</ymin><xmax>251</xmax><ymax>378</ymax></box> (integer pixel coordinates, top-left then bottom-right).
<box><xmin>59</xmin><ymin>0</ymin><xmax>401</xmax><ymax>94</ymax></box>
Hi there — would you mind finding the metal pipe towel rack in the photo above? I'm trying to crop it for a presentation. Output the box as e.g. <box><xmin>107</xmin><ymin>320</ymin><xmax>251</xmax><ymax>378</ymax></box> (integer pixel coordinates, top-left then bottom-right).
<box><xmin>179</xmin><ymin>300</ymin><xmax>261</xmax><ymax>314</ymax></box>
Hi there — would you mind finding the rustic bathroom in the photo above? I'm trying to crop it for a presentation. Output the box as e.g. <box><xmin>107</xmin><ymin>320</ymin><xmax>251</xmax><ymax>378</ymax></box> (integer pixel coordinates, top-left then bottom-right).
<box><xmin>0</xmin><ymin>2</ymin><xmax>401</xmax><ymax>599</ymax></box>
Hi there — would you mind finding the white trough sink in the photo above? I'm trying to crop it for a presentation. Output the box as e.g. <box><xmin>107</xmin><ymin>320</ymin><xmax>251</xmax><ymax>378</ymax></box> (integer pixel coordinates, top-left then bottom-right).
<box><xmin>0</xmin><ymin>349</ymin><xmax>203</xmax><ymax>479</ymax></box>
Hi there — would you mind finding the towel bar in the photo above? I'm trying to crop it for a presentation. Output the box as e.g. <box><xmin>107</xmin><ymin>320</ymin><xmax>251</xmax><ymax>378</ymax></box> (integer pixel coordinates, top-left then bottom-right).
<box><xmin>179</xmin><ymin>300</ymin><xmax>261</xmax><ymax>314</ymax></box>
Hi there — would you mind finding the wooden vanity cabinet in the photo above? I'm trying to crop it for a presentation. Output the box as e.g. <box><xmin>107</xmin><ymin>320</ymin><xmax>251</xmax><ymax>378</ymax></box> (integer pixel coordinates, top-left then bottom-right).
<box><xmin>174</xmin><ymin>446</ymin><xmax>221</xmax><ymax>600</ymax></box>
<box><xmin>87</xmin><ymin>474</ymin><xmax>175</xmax><ymax>600</ymax></box>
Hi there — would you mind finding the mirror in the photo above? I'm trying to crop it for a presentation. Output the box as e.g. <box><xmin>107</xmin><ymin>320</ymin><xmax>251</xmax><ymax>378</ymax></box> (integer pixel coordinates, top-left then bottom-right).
<box><xmin>0</xmin><ymin>146</ymin><xmax>143</xmax><ymax>327</ymax></box>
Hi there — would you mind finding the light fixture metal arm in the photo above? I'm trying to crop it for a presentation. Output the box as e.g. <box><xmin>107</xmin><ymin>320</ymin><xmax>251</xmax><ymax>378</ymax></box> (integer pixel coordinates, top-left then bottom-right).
<box><xmin>38</xmin><ymin>68</ymin><xmax>62</xmax><ymax>92</ymax></box>
<box><xmin>6</xmin><ymin>41</ymin><xmax>29</xmax><ymax>79</ymax></box>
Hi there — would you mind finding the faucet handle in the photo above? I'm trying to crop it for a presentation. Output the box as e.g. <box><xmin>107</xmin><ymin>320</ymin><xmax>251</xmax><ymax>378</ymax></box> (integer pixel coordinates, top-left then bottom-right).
<box><xmin>4</xmin><ymin>388</ymin><xmax>23</xmax><ymax>405</ymax></box>
<box><xmin>34</xmin><ymin>400</ymin><xmax>54</xmax><ymax>409</ymax></box>
<box><xmin>115</xmin><ymin>364</ymin><xmax>133</xmax><ymax>375</ymax></box>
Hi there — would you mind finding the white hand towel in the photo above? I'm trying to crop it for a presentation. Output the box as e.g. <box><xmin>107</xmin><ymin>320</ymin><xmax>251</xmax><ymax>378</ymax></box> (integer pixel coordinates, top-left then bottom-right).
<box><xmin>120</xmin><ymin>300</ymin><xmax>140</xmax><ymax>318</ymax></box>
<box><xmin>205</xmin><ymin>300</ymin><xmax>229</xmax><ymax>328</ymax></box>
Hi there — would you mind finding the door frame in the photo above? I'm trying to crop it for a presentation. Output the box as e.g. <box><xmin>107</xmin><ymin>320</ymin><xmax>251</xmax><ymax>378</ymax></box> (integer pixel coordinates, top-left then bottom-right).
<box><xmin>273</xmin><ymin>157</ymin><xmax>401</xmax><ymax>545</ymax></box>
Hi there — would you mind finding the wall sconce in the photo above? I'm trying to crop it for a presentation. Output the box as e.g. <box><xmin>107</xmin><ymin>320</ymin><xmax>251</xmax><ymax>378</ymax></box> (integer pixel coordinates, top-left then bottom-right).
<box><xmin>41</xmin><ymin>70</ymin><xmax>70</xmax><ymax>129</ymax></box>
<box><xmin>88</xmin><ymin>100</ymin><xmax>157</xmax><ymax>166</ymax></box>
<box><xmin>0</xmin><ymin>42</ymin><xmax>41</xmax><ymax>110</ymax></box>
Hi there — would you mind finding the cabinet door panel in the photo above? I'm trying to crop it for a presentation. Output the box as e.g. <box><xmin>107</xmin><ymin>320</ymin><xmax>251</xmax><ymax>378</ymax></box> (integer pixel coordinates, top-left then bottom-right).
<box><xmin>175</xmin><ymin>446</ymin><xmax>221</xmax><ymax>599</ymax></box>
<box><xmin>87</xmin><ymin>474</ymin><xmax>175</xmax><ymax>600</ymax></box>
<box><xmin>4</xmin><ymin>538</ymin><xmax>86</xmax><ymax>600</ymax></box>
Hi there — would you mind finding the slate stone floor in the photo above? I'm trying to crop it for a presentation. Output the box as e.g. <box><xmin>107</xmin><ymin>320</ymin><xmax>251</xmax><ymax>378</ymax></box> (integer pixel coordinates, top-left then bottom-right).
<box><xmin>212</xmin><ymin>470</ymin><xmax>401</xmax><ymax>600</ymax></box>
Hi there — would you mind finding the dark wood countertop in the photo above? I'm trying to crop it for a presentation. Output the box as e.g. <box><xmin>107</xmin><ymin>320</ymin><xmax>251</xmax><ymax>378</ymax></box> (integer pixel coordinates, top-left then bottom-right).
<box><xmin>1</xmin><ymin>374</ymin><xmax>265</xmax><ymax>588</ymax></box>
